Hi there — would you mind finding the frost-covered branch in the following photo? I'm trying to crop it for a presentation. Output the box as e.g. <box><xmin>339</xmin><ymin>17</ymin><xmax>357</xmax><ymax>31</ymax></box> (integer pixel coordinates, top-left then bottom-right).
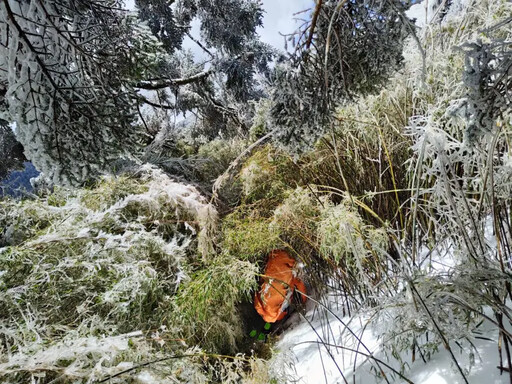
<box><xmin>0</xmin><ymin>0</ymin><xmax>163</xmax><ymax>185</ymax></box>
<box><xmin>270</xmin><ymin>0</ymin><xmax>413</xmax><ymax>153</ymax></box>
<box><xmin>136</xmin><ymin>69</ymin><xmax>213</xmax><ymax>90</ymax></box>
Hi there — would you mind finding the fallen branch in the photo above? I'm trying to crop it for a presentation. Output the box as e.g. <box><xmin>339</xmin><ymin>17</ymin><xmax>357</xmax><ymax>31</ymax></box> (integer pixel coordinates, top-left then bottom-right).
<box><xmin>211</xmin><ymin>129</ymin><xmax>276</xmax><ymax>205</ymax></box>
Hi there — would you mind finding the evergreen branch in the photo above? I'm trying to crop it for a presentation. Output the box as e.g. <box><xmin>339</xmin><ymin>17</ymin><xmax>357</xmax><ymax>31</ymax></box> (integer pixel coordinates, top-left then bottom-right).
<box><xmin>136</xmin><ymin>70</ymin><xmax>213</xmax><ymax>90</ymax></box>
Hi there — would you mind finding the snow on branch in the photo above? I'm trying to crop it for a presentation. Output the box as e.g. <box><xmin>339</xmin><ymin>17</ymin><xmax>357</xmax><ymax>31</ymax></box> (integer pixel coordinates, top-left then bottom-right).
<box><xmin>136</xmin><ymin>69</ymin><xmax>213</xmax><ymax>90</ymax></box>
<box><xmin>0</xmin><ymin>0</ymin><xmax>161</xmax><ymax>185</ymax></box>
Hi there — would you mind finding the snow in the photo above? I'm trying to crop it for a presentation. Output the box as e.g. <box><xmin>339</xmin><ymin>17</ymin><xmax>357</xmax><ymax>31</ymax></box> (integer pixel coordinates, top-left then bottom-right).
<box><xmin>137</xmin><ymin>371</ymin><xmax>159</xmax><ymax>383</ymax></box>
<box><xmin>406</xmin><ymin>1</ymin><xmax>430</xmax><ymax>28</ymax></box>
<box><xmin>0</xmin><ymin>331</ymin><xmax>143</xmax><ymax>377</ymax></box>
<box><xmin>273</xmin><ymin>303</ymin><xmax>505</xmax><ymax>383</ymax></box>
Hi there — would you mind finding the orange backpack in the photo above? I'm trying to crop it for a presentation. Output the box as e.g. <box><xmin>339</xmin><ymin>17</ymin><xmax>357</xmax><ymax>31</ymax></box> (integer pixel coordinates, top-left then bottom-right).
<box><xmin>254</xmin><ymin>250</ymin><xmax>307</xmax><ymax>323</ymax></box>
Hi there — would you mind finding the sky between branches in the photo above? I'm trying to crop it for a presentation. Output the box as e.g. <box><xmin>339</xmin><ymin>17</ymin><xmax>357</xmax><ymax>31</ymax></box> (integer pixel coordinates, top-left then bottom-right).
<box><xmin>124</xmin><ymin>0</ymin><xmax>314</xmax><ymax>52</ymax></box>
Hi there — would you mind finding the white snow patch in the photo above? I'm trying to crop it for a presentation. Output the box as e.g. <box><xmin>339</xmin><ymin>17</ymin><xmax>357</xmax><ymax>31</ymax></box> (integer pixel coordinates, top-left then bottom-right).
<box><xmin>273</xmin><ymin>305</ymin><xmax>504</xmax><ymax>383</ymax></box>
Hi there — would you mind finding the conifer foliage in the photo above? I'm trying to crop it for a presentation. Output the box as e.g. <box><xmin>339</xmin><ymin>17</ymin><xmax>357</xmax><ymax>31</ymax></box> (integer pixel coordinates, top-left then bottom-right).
<box><xmin>270</xmin><ymin>0</ymin><xmax>414</xmax><ymax>152</ymax></box>
<box><xmin>0</xmin><ymin>0</ymin><xmax>274</xmax><ymax>185</ymax></box>
<box><xmin>0</xmin><ymin>0</ymin><xmax>159</xmax><ymax>185</ymax></box>
<box><xmin>461</xmin><ymin>18</ymin><xmax>512</xmax><ymax>142</ymax></box>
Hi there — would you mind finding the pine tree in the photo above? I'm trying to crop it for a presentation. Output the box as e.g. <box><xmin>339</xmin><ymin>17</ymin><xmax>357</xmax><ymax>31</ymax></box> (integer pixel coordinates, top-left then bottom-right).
<box><xmin>270</xmin><ymin>0</ymin><xmax>414</xmax><ymax>152</ymax></box>
<box><xmin>0</xmin><ymin>0</ymin><xmax>159</xmax><ymax>185</ymax></box>
<box><xmin>0</xmin><ymin>0</ymin><xmax>275</xmax><ymax>185</ymax></box>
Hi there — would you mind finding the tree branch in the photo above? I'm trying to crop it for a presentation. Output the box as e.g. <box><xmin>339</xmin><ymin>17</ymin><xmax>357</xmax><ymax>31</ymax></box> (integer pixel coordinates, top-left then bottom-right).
<box><xmin>305</xmin><ymin>0</ymin><xmax>323</xmax><ymax>50</ymax></box>
<box><xmin>2</xmin><ymin>0</ymin><xmax>65</xmax><ymax>99</ymax></box>
<box><xmin>185</xmin><ymin>31</ymin><xmax>214</xmax><ymax>58</ymax></box>
<box><xmin>136</xmin><ymin>95</ymin><xmax>175</xmax><ymax>110</ymax></box>
<box><xmin>136</xmin><ymin>70</ymin><xmax>213</xmax><ymax>90</ymax></box>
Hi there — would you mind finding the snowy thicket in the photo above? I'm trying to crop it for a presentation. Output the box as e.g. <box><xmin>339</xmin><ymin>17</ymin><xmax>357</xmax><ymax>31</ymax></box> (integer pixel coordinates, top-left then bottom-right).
<box><xmin>398</xmin><ymin>1</ymin><xmax>512</xmax><ymax>377</ymax></box>
<box><xmin>267</xmin><ymin>0</ymin><xmax>512</xmax><ymax>382</ymax></box>
<box><xmin>461</xmin><ymin>31</ymin><xmax>512</xmax><ymax>142</ymax></box>
<box><xmin>2</xmin><ymin>0</ymin><xmax>512</xmax><ymax>383</ymax></box>
<box><xmin>0</xmin><ymin>165</ymin><xmax>244</xmax><ymax>383</ymax></box>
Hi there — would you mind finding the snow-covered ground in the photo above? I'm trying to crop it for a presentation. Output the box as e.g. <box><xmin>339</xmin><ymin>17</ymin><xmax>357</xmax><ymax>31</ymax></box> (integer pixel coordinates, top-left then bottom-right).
<box><xmin>272</xmin><ymin>213</ymin><xmax>508</xmax><ymax>383</ymax></box>
<box><xmin>273</xmin><ymin>303</ymin><xmax>504</xmax><ymax>384</ymax></box>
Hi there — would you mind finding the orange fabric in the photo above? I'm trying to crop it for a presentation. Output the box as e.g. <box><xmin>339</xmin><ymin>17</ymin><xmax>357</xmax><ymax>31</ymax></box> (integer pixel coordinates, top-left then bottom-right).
<box><xmin>254</xmin><ymin>250</ymin><xmax>307</xmax><ymax>323</ymax></box>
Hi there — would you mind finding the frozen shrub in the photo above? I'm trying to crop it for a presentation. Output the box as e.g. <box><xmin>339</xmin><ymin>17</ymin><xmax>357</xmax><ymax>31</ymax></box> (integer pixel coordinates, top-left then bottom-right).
<box><xmin>0</xmin><ymin>164</ymin><xmax>221</xmax><ymax>383</ymax></box>
<box><xmin>196</xmin><ymin>139</ymin><xmax>246</xmax><ymax>183</ymax></box>
<box><xmin>270</xmin><ymin>187</ymin><xmax>325</xmax><ymax>259</ymax></box>
<box><xmin>222</xmin><ymin>213</ymin><xmax>280</xmax><ymax>263</ymax></box>
<box><xmin>169</xmin><ymin>256</ymin><xmax>259</xmax><ymax>354</ymax></box>
<box><xmin>458</xmin><ymin>2</ymin><xmax>512</xmax><ymax>143</ymax></box>
<box><xmin>319</xmin><ymin>201</ymin><xmax>388</xmax><ymax>266</ymax></box>
<box><xmin>272</xmin><ymin>187</ymin><xmax>323</xmax><ymax>233</ymax></box>
<box><xmin>239</xmin><ymin>146</ymin><xmax>299</xmax><ymax>205</ymax></box>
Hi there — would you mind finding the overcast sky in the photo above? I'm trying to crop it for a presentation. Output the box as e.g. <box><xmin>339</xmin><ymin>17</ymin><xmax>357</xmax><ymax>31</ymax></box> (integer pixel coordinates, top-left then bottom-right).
<box><xmin>125</xmin><ymin>0</ymin><xmax>314</xmax><ymax>52</ymax></box>
<box><xmin>258</xmin><ymin>0</ymin><xmax>313</xmax><ymax>50</ymax></box>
